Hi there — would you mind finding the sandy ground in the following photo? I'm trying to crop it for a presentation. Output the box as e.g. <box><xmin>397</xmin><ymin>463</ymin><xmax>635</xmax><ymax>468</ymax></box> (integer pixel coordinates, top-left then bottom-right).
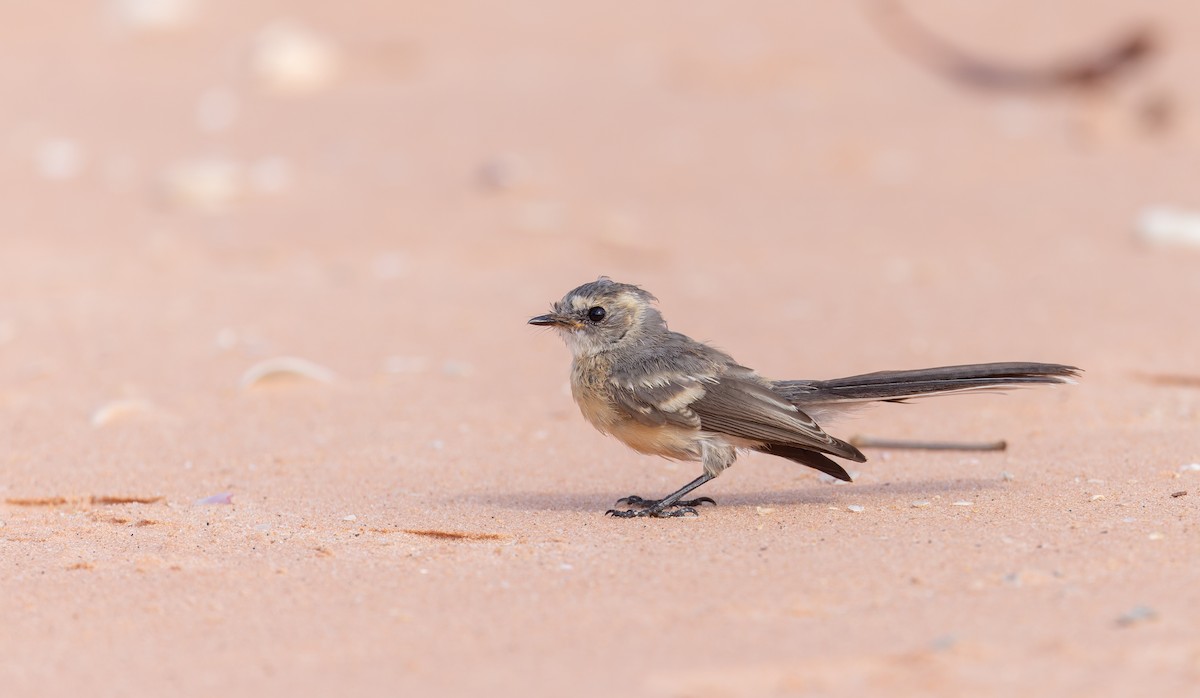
<box><xmin>2</xmin><ymin>2</ymin><xmax>1199</xmax><ymax>696</ymax></box>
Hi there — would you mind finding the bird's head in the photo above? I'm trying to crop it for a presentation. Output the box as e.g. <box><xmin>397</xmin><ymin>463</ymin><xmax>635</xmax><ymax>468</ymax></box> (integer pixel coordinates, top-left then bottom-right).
<box><xmin>529</xmin><ymin>278</ymin><xmax>665</xmax><ymax>357</ymax></box>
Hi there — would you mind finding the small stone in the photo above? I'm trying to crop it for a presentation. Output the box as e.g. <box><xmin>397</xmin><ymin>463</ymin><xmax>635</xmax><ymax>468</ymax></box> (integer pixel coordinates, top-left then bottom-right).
<box><xmin>252</xmin><ymin>20</ymin><xmax>340</xmax><ymax>94</ymax></box>
<box><xmin>911</xmin><ymin>501</ymin><xmax>932</xmax><ymax>508</ymax></box>
<box><xmin>1180</xmin><ymin>463</ymin><xmax>1200</xmax><ymax>473</ymax></box>
<box><xmin>341</xmin><ymin>514</ymin><xmax>357</xmax><ymax>522</ymax></box>
<box><xmin>846</xmin><ymin>505</ymin><xmax>865</xmax><ymax>513</ymax></box>
<box><xmin>1137</xmin><ymin>206</ymin><xmax>1200</xmax><ymax>249</ymax></box>
<box><xmin>1115</xmin><ymin>605</ymin><xmax>1158</xmax><ymax>627</ymax></box>
<box><xmin>1001</xmin><ymin>472</ymin><xmax>1015</xmax><ymax>482</ymax></box>
<box><xmin>1171</xmin><ymin>490</ymin><xmax>1187</xmax><ymax>498</ymax></box>
<box><xmin>1090</xmin><ymin>494</ymin><xmax>1106</xmax><ymax>502</ymax></box>
<box><xmin>110</xmin><ymin>0</ymin><xmax>198</xmax><ymax>32</ymax></box>
<box><xmin>755</xmin><ymin>506</ymin><xmax>775</xmax><ymax>516</ymax></box>
<box><xmin>1148</xmin><ymin>532</ymin><xmax>1164</xmax><ymax>540</ymax></box>
<box><xmin>951</xmin><ymin>501</ymin><xmax>973</xmax><ymax>507</ymax></box>
<box><xmin>35</xmin><ymin>138</ymin><xmax>85</xmax><ymax>180</ymax></box>
<box><xmin>160</xmin><ymin>157</ymin><xmax>242</xmax><ymax>213</ymax></box>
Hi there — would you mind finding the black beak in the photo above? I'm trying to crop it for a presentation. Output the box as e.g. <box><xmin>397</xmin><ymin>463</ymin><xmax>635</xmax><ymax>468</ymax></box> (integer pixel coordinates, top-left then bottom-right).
<box><xmin>528</xmin><ymin>314</ymin><xmax>561</xmax><ymax>326</ymax></box>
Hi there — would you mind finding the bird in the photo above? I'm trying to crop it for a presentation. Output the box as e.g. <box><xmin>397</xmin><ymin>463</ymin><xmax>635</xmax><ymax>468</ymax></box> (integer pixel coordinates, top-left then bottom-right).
<box><xmin>529</xmin><ymin>278</ymin><xmax>1079</xmax><ymax>518</ymax></box>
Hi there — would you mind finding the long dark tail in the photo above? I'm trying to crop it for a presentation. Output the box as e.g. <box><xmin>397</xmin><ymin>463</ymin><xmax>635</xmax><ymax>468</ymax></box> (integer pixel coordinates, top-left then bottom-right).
<box><xmin>773</xmin><ymin>362</ymin><xmax>1080</xmax><ymax>405</ymax></box>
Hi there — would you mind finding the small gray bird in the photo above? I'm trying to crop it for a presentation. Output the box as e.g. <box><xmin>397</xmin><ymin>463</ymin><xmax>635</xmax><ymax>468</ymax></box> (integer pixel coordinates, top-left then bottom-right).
<box><xmin>530</xmin><ymin>278</ymin><xmax>1078</xmax><ymax>518</ymax></box>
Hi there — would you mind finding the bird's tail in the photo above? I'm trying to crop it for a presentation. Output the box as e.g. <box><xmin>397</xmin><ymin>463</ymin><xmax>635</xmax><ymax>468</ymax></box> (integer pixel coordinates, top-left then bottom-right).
<box><xmin>773</xmin><ymin>362</ymin><xmax>1080</xmax><ymax>406</ymax></box>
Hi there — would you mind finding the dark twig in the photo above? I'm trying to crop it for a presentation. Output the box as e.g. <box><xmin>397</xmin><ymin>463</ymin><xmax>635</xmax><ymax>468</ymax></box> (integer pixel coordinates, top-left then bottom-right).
<box><xmin>865</xmin><ymin>0</ymin><xmax>1157</xmax><ymax>93</ymax></box>
<box><xmin>851</xmin><ymin>436</ymin><xmax>1008</xmax><ymax>452</ymax></box>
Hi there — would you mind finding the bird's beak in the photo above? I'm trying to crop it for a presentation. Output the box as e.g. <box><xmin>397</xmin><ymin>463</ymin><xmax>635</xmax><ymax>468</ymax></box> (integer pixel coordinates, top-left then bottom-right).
<box><xmin>528</xmin><ymin>313</ymin><xmax>565</xmax><ymax>327</ymax></box>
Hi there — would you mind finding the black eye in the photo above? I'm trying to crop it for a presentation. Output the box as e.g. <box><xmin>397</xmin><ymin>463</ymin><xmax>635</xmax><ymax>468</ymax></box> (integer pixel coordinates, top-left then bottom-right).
<box><xmin>586</xmin><ymin>306</ymin><xmax>606</xmax><ymax>323</ymax></box>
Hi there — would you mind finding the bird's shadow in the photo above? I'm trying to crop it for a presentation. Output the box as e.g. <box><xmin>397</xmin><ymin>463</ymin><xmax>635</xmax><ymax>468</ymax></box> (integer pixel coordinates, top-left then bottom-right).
<box><xmin>481</xmin><ymin>478</ymin><xmax>1003</xmax><ymax>513</ymax></box>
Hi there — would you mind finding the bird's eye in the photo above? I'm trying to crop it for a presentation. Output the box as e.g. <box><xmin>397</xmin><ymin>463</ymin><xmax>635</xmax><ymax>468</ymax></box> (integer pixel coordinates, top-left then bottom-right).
<box><xmin>586</xmin><ymin>306</ymin><xmax>606</xmax><ymax>323</ymax></box>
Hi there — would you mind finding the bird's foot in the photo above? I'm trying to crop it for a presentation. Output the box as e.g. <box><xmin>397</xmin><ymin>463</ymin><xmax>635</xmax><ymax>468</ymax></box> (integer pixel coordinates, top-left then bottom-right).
<box><xmin>615</xmin><ymin>495</ymin><xmax>716</xmax><ymax>509</ymax></box>
<box><xmin>605</xmin><ymin>505</ymin><xmax>699</xmax><ymax>518</ymax></box>
<box><xmin>605</xmin><ymin>495</ymin><xmax>715</xmax><ymax>518</ymax></box>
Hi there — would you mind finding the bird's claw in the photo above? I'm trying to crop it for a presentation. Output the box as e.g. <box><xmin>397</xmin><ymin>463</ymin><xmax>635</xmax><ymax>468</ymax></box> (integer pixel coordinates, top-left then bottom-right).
<box><xmin>605</xmin><ymin>505</ymin><xmax>700</xmax><ymax>518</ymax></box>
<box><xmin>615</xmin><ymin>495</ymin><xmax>716</xmax><ymax>508</ymax></box>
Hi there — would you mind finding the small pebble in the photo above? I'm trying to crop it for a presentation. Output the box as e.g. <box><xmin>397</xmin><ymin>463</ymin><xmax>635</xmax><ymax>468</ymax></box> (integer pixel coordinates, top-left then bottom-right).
<box><xmin>35</xmin><ymin>138</ymin><xmax>85</xmax><ymax>180</ymax></box>
<box><xmin>1001</xmin><ymin>471</ymin><xmax>1015</xmax><ymax>482</ymax></box>
<box><xmin>195</xmin><ymin>492</ymin><xmax>233</xmax><ymax>506</ymax></box>
<box><xmin>755</xmin><ymin>506</ymin><xmax>775</xmax><ymax>516</ymax></box>
<box><xmin>1180</xmin><ymin>463</ymin><xmax>1200</xmax><ymax>473</ymax></box>
<box><xmin>341</xmin><ymin>514</ymin><xmax>357</xmax><ymax>522</ymax></box>
<box><xmin>1148</xmin><ymin>532</ymin><xmax>1164</xmax><ymax>540</ymax></box>
<box><xmin>110</xmin><ymin>0</ymin><xmax>198</xmax><ymax>31</ymax></box>
<box><xmin>1090</xmin><ymin>494</ymin><xmax>1106</xmax><ymax>502</ymax></box>
<box><xmin>1137</xmin><ymin>206</ymin><xmax>1200</xmax><ymax>249</ymax></box>
<box><xmin>846</xmin><ymin>505</ymin><xmax>865</xmax><ymax>513</ymax></box>
<box><xmin>1115</xmin><ymin>605</ymin><xmax>1158</xmax><ymax>627</ymax></box>
<box><xmin>951</xmin><ymin>501</ymin><xmax>973</xmax><ymax>507</ymax></box>
<box><xmin>240</xmin><ymin>356</ymin><xmax>336</xmax><ymax>388</ymax></box>
<box><xmin>1171</xmin><ymin>490</ymin><xmax>1187</xmax><ymax>498</ymax></box>
<box><xmin>252</xmin><ymin>20</ymin><xmax>340</xmax><ymax>94</ymax></box>
<box><xmin>911</xmin><ymin>501</ymin><xmax>931</xmax><ymax>508</ymax></box>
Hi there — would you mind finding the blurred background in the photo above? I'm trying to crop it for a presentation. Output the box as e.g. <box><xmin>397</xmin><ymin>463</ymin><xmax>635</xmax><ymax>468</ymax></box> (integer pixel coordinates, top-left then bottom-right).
<box><xmin>2</xmin><ymin>1</ymin><xmax>1198</xmax><ymax>696</ymax></box>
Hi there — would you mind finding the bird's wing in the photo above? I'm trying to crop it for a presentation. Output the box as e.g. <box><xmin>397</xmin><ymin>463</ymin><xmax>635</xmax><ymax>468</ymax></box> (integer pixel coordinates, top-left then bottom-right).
<box><xmin>608</xmin><ymin>358</ymin><xmax>865</xmax><ymax>463</ymax></box>
<box><xmin>608</xmin><ymin>370</ymin><xmax>708</xmax><ymax>430</ymax></box>
<box><xmin>690</xmin><ymin>372</ymin><xmax>866</xmax><ymax>462</ymax></box>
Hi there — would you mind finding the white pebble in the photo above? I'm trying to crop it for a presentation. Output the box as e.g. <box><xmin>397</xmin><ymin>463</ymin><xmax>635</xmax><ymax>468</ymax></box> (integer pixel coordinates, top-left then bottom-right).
<box><xmin>911</xmin><ymin>501</ymin><xmax>932</xmax><ymax>508</ymax></box>
<box><xmin>240</xmin><ymin>356</ymin><xmax>336</xmax><ymax>388</ymax></box>
<box><xmin>34</xmin><ymin>139</ymin><xmax>85</xmax><ymax>180</ymax></box>
<box><xmin>1090</xmin><ymin>494</ymin><xmax>1106</xmax><ymax>502</ymax></box>
<box><xmin>1180</xmin><ymin>463</ymin><xmax>1200</xmax><ymax>473</ymax></box>
<box><xmin>110</xmin><ymin>0</ymin><xmax>198</xmax><ymax>31</ymax></box>
<box><xmin>252</xmin><ymin>20</ymin><xmax>340</xmax><ymax>94</ymax></box>
<box><xmin>341</xmin><ymin>514</ymin><xmax>357</xmax><ymax>522</ymax></box>
<box><xmin>951</xmin><ymin>501</ymin><xmax>973</xmax><ymax>507</ymax></box>
<box><xmin>846</xmin><ymin>505</ymin><xmax>865</xmax><ymax>513</ymax></box>
<box><xmin>160</xmin><ymin>157</ymin><xmax>242</xmax><ymax>213</ymax></box>
<box><xmin>1137</xmin><ymin>206</ymin><xmax>1200</xmax><ymax>249</ymax></box>
<box><xmin>91</xmin><ymin>398</ymin><xmax>156</xmax><ymax>427</ymax></box>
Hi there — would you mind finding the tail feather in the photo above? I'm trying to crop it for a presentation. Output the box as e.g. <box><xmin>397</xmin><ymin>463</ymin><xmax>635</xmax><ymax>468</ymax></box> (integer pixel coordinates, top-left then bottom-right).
<box><xmin>757</xmin><ymin>443</ymin><xmax>857</xmax><ymax>481</ymax></box>
<box><xmin>774</xmin><ymin>362</ymin><xmax>1080</xmax><ymax>405</ymax></box>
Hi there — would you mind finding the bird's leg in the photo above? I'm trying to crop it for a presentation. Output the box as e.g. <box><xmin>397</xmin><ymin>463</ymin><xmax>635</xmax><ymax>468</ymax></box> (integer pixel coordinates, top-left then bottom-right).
<box><xmin>607</xmin><ymin>473</ymin><xmax>715</xmax><ymax>518</ymax></box>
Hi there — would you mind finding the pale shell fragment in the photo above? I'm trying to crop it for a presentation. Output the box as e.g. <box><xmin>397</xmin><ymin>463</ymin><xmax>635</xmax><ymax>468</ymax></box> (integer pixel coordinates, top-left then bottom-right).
<box><xmin>240</xmin><ymin>356</ymin><xmax>336</xmax><ymax>388</ymax></box>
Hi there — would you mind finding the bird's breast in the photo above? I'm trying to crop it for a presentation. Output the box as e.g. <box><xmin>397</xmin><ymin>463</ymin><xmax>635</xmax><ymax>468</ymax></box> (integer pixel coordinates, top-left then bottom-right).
<box><xmin>570</xmin><ymin>356</ymin><xmax>701</xmax><ymax>460</ymax></box>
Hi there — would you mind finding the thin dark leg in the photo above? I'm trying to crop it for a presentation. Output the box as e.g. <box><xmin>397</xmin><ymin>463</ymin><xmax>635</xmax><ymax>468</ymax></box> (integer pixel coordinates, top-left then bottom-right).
<box><xmin>607</xmin><ymin>473</ymin><xmax>716</xmax><ymax>518</ymax></box>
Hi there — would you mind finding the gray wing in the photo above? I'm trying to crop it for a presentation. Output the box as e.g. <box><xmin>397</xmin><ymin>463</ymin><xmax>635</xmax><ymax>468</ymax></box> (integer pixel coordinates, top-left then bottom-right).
<box><xmin>607</xmin><ymin>349</ymin><xmax>864</xmax><ymax>463</ymax></box>
<box><xmin>690</xmin><ymin>371</ymin><xmax>866</xmax><ymax>462</ymax></box>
